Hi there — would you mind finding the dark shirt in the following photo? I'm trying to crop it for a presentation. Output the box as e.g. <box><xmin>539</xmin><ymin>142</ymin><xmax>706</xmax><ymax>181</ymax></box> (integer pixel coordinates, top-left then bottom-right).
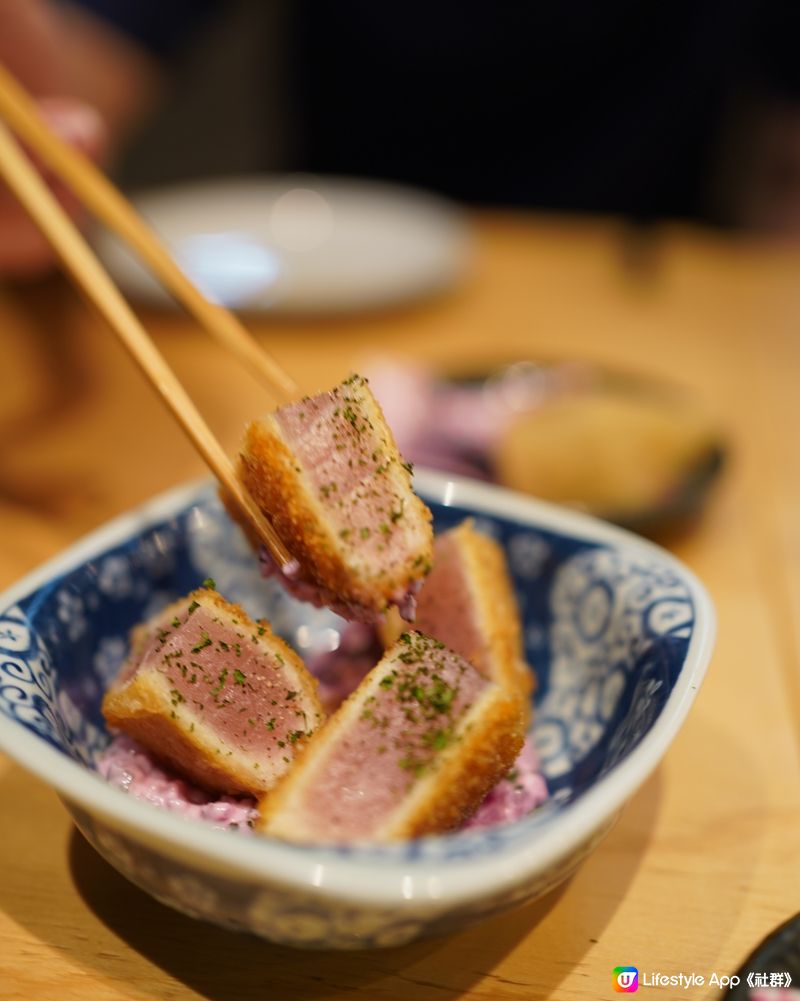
<box><xmin>68</xmin><ymin>0</ymin><xmax>800</xmax><ymax>221</ymax></box>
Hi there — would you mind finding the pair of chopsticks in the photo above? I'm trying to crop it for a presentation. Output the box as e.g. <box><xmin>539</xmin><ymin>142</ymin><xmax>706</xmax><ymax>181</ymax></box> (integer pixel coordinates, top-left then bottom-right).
<box><xmin>0</xmin><ymin>63</ymin><xmax>297</xmax><ymax>571</ymax></box>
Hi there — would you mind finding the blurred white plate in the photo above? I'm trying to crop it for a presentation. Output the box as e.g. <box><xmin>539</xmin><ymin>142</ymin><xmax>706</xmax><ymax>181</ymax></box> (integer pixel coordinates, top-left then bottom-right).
<box><xmin>93</xmin><ymin>175</ymin><xmax>471</xmax><ymax>314</ymax></box>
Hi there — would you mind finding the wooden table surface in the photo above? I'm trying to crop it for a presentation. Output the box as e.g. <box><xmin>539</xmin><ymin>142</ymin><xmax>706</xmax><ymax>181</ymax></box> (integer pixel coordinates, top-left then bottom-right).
<box><xmin>0</xmin><ymin>214</ymin><xmax>798</xmax><ymax>1001</ymax></box>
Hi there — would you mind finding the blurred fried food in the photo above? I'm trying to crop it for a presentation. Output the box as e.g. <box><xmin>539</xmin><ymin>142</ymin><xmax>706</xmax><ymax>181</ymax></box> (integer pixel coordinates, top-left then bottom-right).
<box><xmin>494</xmin><ymin>388</ymin><xmax>720</xmax><ymax>520</ymax></box>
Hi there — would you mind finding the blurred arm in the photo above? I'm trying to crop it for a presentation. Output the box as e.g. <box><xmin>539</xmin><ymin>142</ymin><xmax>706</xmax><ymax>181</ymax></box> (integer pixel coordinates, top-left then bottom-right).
<box><xmin>0</xmin><ymin>0</ymin><xmax>163</xmax><ymax>274</ymax></box>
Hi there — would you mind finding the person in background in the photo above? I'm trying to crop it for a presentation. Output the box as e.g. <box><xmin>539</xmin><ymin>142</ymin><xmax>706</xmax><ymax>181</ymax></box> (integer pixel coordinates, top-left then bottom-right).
<box><xmin>2</xmin><ymin>0</ymin><xmax>800</xmax><ymax>276</ymax></box>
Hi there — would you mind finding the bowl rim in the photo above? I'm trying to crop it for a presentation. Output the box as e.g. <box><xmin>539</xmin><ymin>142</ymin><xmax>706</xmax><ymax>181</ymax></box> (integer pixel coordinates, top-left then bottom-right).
<box><xmin>0</xmin><ymin>470</ymin><xmax>715</xmax><ymax>908</ymax></box>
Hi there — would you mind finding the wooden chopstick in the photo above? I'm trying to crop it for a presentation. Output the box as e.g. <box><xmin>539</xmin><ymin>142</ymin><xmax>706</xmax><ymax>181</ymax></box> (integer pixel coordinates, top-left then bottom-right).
<box><xmin>0</xmin><ymin>62</ymin><xmax>296</xmax><ymax>403</ymax></box>
<box><xmin>0</xmin><ymin>117</ymin><xmax>296</xmax><ymax>571</ymax></box>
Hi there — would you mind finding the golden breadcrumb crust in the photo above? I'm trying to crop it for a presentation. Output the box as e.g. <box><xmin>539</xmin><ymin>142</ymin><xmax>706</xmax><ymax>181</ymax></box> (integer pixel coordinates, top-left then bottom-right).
<box><xmin>384</xmin><ymin>685</ymin><xmax>526</xmax><ymax>838</ymax></box>
<box><xmin>256</xmin><ymin>637</ymin><xmax>526</xmax><ymax>843</ymax></box>
<box><xmin>102</xmin><ymin>588</ymin><xmax>323</xmax><ymax>796</ymax></box>
<box><xmin>457</xmin><ymin>521</ymin><xmax>535</xmax><ymax>699</ymax></box>
<box><xmin>235</xmin><ymin>377</ymin><xmax>433</xmax><ymax>615</ymax></box>
<box><xmin>103</xmin><ymin>669</ymin><xmax>270</xmax><ymax>794</ymax></box>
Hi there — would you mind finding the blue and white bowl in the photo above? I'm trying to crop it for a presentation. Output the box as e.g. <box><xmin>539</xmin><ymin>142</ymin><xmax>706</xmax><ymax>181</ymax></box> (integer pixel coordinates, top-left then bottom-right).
<box><xmin>0</xmin><ymin>470</ymin><xmax>714</xmax><ymax>949</ymax></box>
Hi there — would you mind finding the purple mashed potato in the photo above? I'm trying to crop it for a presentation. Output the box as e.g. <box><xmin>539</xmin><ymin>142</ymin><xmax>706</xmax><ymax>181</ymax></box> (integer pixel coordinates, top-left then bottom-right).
<box><xmin>97</xmin><ymin>734</ymin><xmax>258</xmax><ymax>832</ymax></box>
<box><xmin>308</xmin><ymin>621</ymin><xmax>383</xmax><ymax>714</ymax></box>
<box><xmin>465</xmin><ymin>738</ymin><xmax>547</xmax><ymax>829</ymax></box>
<box><xmin>98</xmin><ymin>732</ymin><xmax>545</xmax><ymax>835</ymax></box>
<box><xmin>99</xmin><ymin>624</ymin><xmax>547</xmax><ymax>835</ymax></box>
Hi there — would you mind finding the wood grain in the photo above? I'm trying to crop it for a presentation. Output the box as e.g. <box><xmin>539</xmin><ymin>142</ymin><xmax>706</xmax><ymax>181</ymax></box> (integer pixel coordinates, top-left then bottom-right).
<box><xmin>1</xmin><ymin>215</ymin><xmax>798</xmax><ymax>1001</ymax></box>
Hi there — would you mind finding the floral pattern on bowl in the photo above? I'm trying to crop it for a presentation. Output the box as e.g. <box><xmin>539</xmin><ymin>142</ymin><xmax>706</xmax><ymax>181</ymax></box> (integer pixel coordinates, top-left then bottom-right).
<box><xmin>0</xmin><ymin>471</ymin><xmax>714</xmax><ymax>948</ymax></box>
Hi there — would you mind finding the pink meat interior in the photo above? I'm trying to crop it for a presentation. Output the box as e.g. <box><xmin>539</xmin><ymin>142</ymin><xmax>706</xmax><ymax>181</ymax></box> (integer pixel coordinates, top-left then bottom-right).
<box><xmin>413</xmin><ymin>531</ymin><xmax>488</xmax><ymax>677</ymax></box>
<box><xmin>289</xmin><ymin>633</ymin><xmax>489</xmax><ymax>840</ymax></box>
<box><xmin>274</xmin><ymin>377</ymin><xmax>427</xmax><ymax>579</ymax></box>
<box><xmin>121</xmin><ymin>604</ymin><xmax>316</xmax><ymax>757</ymax></box>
